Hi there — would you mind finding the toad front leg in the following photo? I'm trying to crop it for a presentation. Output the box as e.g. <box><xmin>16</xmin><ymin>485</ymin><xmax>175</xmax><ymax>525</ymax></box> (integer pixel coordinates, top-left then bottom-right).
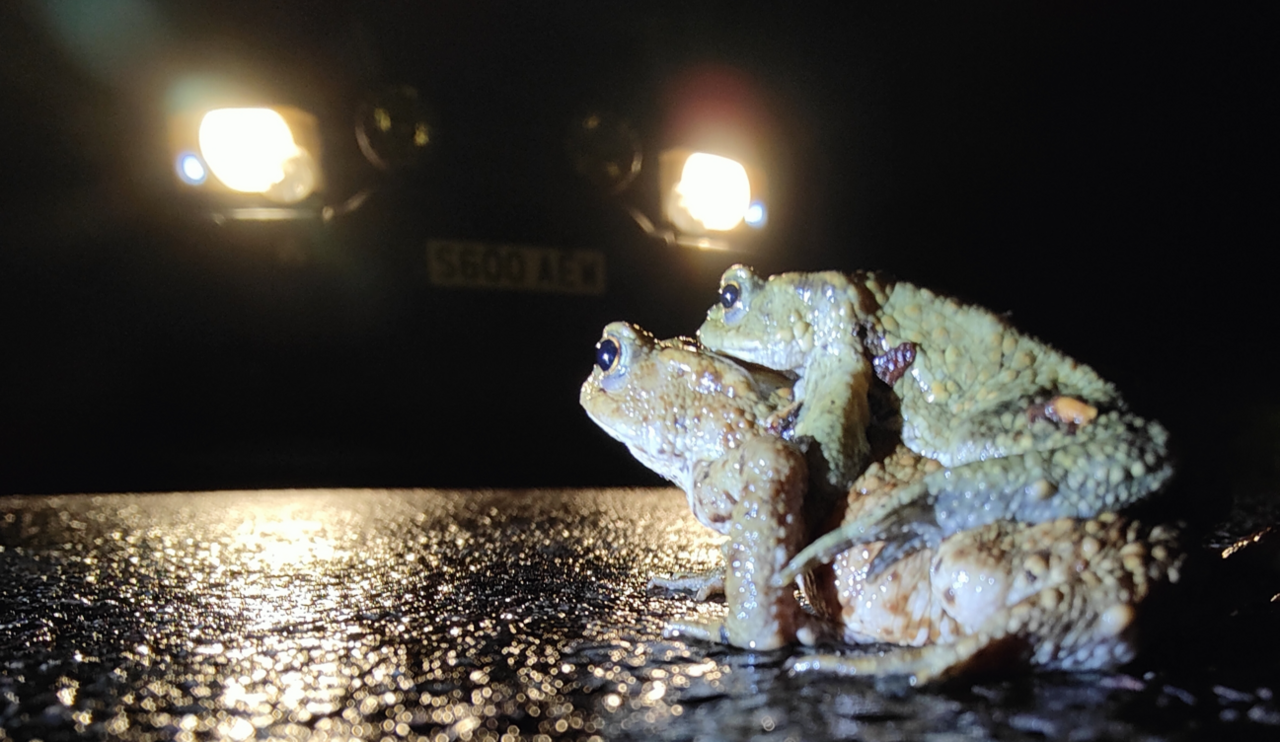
<box><xmin>664</xmin><ymin>436</ymin><xmax>831</xmax><ymax>650</ymax></box>
<box><xmin>789</xmin><ymin>351</ymin><xmax>875</xmax><ymax>491</ymax></box>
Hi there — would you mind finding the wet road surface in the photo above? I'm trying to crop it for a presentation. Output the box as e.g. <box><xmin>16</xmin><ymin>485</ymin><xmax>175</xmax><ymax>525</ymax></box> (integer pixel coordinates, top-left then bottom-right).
<box><xmin>1</xmin><ymin>488</ymin><xmax>1277</xmax><ymax>741</ymax></box>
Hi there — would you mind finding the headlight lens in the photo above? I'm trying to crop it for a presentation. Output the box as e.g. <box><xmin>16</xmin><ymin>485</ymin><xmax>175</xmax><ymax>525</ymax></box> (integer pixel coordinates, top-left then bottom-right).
<box><xmin>672</xmin><ymin>152</ymin><xmax>751</xmax><ymax>231</ymax></box>
<box><xmin>196</xmin><ymin>107</ymin><xmax>317</xmax><ymax>203</ymax></box>
<box><xmin>659</xmin><ymin>149</ymin><xmax>764</xmax><ymax>235</ymax></box>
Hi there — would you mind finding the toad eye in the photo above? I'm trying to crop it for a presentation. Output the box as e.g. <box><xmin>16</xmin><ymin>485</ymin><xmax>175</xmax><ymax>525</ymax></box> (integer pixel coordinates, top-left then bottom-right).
<box><xmin>719</xmin><ymin>281</ymin><xmax>742</xmax><ymax>309</ymax></box>
<box><xmin>595</xmin><ymin>337</ymin><xmax>621</xmax><ymax>372</ymax></box>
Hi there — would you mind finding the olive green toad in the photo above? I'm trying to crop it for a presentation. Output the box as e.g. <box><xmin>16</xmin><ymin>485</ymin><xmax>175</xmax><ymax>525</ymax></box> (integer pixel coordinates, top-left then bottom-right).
<box><xmin>699</xmin><ymin>265</ymin><xmax>1174</xmax><ymax>574</ymax></box>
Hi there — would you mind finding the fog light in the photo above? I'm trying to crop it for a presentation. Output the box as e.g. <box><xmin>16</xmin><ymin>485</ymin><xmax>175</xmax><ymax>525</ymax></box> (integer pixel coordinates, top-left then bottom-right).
<box><xmin>356</xmin><ymin>85</ymin><xmax>433</xmax><ymax>171</ymax></box>
<box><xmin>567</xmin><ymin>111</ymin><xmax>642</xmax><ymax>194</ymax></box>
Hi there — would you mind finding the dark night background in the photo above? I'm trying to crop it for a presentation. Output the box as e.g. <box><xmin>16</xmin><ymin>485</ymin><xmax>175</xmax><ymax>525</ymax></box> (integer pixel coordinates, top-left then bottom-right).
<box><xmin>0</xmin><ymin>1</ymin><xmax>1274</xmax><ymax>498</ymax></box>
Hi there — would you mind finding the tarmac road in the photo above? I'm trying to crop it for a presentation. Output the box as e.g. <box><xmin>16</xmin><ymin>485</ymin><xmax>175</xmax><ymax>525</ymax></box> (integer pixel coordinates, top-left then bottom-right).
<box><xmin>0</xmin><ymin>489</ymin><xmax>1277</xmax><ymax>741</ymax></box>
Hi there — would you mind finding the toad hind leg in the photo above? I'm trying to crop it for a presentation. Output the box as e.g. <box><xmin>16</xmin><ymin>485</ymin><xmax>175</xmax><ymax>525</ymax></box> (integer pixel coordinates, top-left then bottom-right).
<box><xmin>778</xmin><ymin>440</ymin><xmax>1173</xmax><ymax>585</ymax></box>
<box><xmin>787</xmin><ymin>589</ymin><xmax>1083</xmax><ymax>685</ymax></box>
<box><xmin>788</xmin><ymin>631</ymin><xmax>1028</xmax><ymax>686</ymax></box>
<box><xmin>788</xmin><ymin>589</ymin><xmax>1071</xmax><ymax>685</ymax></box>
<box><xmin>788</xmin><ymin>528</ymin><xmax>1159</xmax><ymax>685</ymax></box>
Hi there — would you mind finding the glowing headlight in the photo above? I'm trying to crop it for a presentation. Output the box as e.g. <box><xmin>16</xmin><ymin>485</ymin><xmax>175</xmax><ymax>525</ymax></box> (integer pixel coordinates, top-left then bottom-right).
<box><xmin>660</xmin><ymin>149</ymin><xmax>766</xmax><ymax>235</ymax></box>
<box><xmin>197</xmin><ymin>108</ymin><xmax>316</xmax><ymax>203</ymax></box>
<box><xmin>674</xmin><ymin>153</ymin><xmax>750</xmax><ymax>230</ymax></box>
<box><xmin>169</xmin><ymin>98</ymin><xmax>322</xmax><ymax>208</ymax></box>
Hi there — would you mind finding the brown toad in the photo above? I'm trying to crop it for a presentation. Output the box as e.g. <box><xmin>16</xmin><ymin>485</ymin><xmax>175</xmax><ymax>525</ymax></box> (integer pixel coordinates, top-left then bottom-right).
<box><xmin>580</xmin><ymin>321</ymin><xmax>1185</xmax><ymax>683</ymax></box>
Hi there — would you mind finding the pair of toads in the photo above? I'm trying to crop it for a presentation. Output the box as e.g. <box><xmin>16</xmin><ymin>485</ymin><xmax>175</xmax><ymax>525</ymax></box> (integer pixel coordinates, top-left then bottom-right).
<box><xmin>580</xmin><ymin>265</ymin><xmax>1183</xmax><ymax>684</ymax></box>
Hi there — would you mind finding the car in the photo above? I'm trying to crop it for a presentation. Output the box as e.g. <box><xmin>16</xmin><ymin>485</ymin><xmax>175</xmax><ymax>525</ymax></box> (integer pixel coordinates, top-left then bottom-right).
<box><xmin>0</xmin><ymin>1</ymin><xmax>1268</xmax><ymax>499</ymax></box>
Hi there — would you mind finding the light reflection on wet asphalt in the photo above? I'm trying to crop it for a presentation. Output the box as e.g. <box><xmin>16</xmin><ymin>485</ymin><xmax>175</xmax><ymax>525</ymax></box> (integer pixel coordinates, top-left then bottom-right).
<box><xmin>0</xmin><ymin>489</ymin><xmax>1277</xmax><ymax>741</ymax></box>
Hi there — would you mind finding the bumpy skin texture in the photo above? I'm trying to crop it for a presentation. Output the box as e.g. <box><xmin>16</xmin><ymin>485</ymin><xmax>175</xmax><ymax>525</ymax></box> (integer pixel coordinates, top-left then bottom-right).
<box><xmin>581</xmin><ymin>322</ymin><xmax>823</xmax><ymax>649</ymax></box>
<box><xmin>580</xmin><ymin>322</ymin><xmax>798</xmax><ymax>534</ymax></box>
<box><xmin>805</xmin><ymin>442</ymin><xmax>1184</xmax><ymax>683</ymax></box>
<box><xmin>698</xmin><ymin>265</ymin><xmax>1175</xmax><ymax>573</ymax></box>
<box><xmin>581</xmin><ymin>322</ymin><xmax>1186</xmax><ymax>683</ymax></box>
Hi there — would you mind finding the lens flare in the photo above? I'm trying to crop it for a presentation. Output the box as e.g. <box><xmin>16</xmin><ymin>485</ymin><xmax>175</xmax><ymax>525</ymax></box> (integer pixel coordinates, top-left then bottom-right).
<box><xmin>176</xmin><ymin>152</ymin><xmax>207</xmax><ymax>185</ymax></box>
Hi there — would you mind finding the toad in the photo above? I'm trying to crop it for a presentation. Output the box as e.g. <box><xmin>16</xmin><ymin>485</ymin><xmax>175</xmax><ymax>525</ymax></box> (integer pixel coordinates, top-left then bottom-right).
<box><xmin>699</xmin><ymin>265</ymin><xmax>1175</xmax><ymax>574</ymax></box>
<box><xmin>580</xmin><ymin>322</ymin><xmax>1185</xmax><ymax>683</ymax></box>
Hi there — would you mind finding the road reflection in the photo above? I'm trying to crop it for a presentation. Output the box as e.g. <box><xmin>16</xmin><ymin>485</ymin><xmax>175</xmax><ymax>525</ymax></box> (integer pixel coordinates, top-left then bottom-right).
<box><xmin>4</xmin><ymin>489</ymin><xmax>1277</xmax><ymax>740</ymax></box>
<box><xmin>0</xmin><ymin>490</ymin><xmax>742</xmax><ymax>740</ymax></box>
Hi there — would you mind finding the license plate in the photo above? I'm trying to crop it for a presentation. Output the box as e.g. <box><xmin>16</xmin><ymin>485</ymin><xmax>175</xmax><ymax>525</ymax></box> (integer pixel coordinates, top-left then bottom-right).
<box><xmin>426</xmin><ymin>240</ymin><xmax>606</xmax><ymax>295</ymax></box>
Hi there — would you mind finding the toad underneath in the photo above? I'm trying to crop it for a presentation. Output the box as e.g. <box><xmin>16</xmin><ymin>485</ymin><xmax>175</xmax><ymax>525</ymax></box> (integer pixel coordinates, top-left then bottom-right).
<box><xmin>580</xmin><ymin>321</ymin><xmax>1185</xmax><ymax>684</ymax></box>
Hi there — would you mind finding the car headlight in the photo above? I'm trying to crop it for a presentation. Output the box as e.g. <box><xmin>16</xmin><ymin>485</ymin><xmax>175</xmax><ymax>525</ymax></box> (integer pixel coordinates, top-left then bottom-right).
<box><xmin>197</xmin><ymin>108</ymin><xmax>312</xmax><ymax>200</ymax></box>
<box><xmin>170</xmin><ymin>104</ymin><xmax>322</xmax><ymax>206</ymax></box>
<box><xmin>659</xmin><ymin>148</ymin><xmax>766</xmax><ymax>235</ymax></box>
